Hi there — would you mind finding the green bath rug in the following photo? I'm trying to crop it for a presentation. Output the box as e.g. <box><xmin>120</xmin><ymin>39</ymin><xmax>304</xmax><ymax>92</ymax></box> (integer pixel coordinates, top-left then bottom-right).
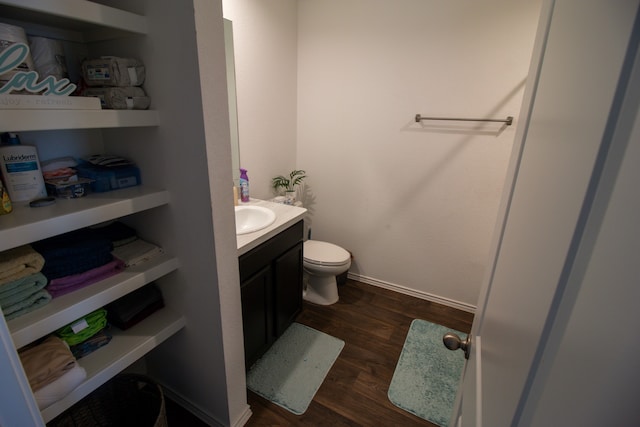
<box><xmin>246</xmin><ymin>322</ymin><xmax>344</xmax><ymax>415</ymax></box>
<box><xmin>388</xmin><ymin>319</ymin><xmax>465</xmax><ymax>426</ymax></box>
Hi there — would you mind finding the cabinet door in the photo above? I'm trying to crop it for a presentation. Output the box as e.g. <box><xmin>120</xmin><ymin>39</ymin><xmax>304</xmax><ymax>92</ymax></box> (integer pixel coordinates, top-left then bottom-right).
<box><xmin>273</xmin><ymin>241</ymin><xmax>303</xmax><ymax>336</ymax></box>
<box><xmin>240</xmin><ymin>265</ymin><xmax>273</xmax><ymax>369</ymax></box>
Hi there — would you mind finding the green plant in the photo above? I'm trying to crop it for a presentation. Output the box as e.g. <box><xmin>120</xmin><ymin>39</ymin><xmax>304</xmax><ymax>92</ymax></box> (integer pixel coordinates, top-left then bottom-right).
<box><xmin>272</xmin><ymin>169</ymin><xmax>306</xmax><ymax>194</ymax></box>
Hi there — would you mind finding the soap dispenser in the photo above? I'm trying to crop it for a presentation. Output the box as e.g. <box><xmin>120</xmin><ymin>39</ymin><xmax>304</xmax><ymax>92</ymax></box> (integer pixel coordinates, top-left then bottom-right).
<box><xmin>239</xmin><ymin>168</ymin><xmax>250</xmax><ymax>202</ymax></box>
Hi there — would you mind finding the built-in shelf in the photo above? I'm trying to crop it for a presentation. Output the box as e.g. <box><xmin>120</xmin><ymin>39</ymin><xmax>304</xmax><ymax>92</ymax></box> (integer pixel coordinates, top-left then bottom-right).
<box><xmin>0</xmin><ymin>0</ymin><xmax>147</xmax><ymax>40</ymax></box>
<box><xmin>0</xmin><ymin>1</ymin><xmax>191</xmax><ymax>425</ymax></box>
<box><xmin>8</xmin><ymin>254</ymin><xmax>180</xmax><ymax>349</ymax></box>
<box><xmin>0</xmin><ymin>187</ymin><xmax>170</xmax><ymax>253</ymax></box>
<box><xmin>0</xmin><ymin>109</ymin><xmax>160</xmax><ymax>132</ymax></box>
<box><xmin>40</xmin><ymin>307</ymin><xmax>186</xmax><ymax>422</ymax></box>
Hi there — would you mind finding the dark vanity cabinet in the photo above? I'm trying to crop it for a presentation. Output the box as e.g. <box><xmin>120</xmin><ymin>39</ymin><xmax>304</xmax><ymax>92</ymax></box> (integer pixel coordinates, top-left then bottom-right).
<box><xmin>239</xmin><ymin>221</ymin><xmax>304</xmax><ymax>369</ymax></box>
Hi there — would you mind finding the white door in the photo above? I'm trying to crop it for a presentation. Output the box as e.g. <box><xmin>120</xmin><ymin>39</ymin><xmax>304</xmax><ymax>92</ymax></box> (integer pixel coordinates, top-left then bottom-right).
<box><xmin>450</xmin><ymin>1</ymin><xmax>640</xmax><ymax>426</ymax></box>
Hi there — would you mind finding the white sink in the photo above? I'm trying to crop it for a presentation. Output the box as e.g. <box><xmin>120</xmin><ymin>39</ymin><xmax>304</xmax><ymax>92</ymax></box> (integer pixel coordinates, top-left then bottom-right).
<box><xmin>235</xmin><ymin>205</ymin><xmax>277</xmax><ymax>235</ymax></box>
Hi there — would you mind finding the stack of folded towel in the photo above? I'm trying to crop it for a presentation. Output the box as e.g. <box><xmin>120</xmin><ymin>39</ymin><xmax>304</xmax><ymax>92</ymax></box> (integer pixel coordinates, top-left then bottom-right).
<box><xmin>56</xmin><ymin>308</ymin><xmax>112</xmax><ymax>360</ymax></box>
<box><xmin>18</xmin><ymin>336</ymin><xmax>87</xmax><ymax>410</ymax></box>
<box><xmin>0</xmin><ymin>245</ymin><xmax>51</xmax><ymax>320</ymax></box>
<box><xmin>91</xmin><ymin>221</ymin><xmax>164</xmax><ymax>267</ymax></box>
<box><xmin>32</xmin><ymin>229</ymin><xmax>125</xmax><ymax>298</ymax></box>
<box><xmin>112</xmin><ymin>238</ymin><xmax>164</xmax><ymax>267</ymax></box>
<box><xmin>1</xmin><ymin>221</ymin><xmax>165</xmax><ymax>318</ymax></box>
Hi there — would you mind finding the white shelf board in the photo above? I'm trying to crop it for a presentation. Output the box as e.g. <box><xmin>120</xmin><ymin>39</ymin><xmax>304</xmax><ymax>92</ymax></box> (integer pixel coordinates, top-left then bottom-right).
<box><xmin>0</xmin><ymin>0</ymin><xmax>147</xmax><ymax>36</ymax></box>
<box><xmin>40</xmin><ymin>307</ymin><xmax>186</xmax><ymax>422</ymax></box>
<box><xmin>0</xmin><ymin>187</ymin><xmax>170</xmax><ymax>253</ymax></box>
<box><xmin>0</xmin><ymin>109</ymin><xmax>160</xmax><ymax>132</ymax></box>
<box><xmin>8</xmin><ymin>254</ymin><xmax>180</xmax><ymax>349</ymax></box>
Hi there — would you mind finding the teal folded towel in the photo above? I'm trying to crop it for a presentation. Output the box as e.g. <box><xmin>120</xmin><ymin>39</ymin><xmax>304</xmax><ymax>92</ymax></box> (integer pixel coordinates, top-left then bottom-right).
<box><xmin>0</xmin><ymin>273</ymin><xmax>48</xmax><ymax>308</ymax></box>
<box><xmin>4</xmin><ymin>290</ymin><xmax>52</xmax><ymax>320</ymax></box>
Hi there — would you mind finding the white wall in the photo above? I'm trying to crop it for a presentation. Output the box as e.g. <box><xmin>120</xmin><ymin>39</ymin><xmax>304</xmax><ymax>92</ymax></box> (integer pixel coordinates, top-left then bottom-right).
<box><xmin>224</xmin><ymin>0</ymin><xmax>541</xmax><ymax>307</ymax></box>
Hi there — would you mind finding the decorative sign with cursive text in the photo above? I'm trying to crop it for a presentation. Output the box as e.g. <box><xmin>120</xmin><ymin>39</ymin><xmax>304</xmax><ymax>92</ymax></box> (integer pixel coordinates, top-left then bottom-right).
<box><xmin>0</xmin><ymin>42</ymin><xmax>76</xmax><ymax>96</ymax></box>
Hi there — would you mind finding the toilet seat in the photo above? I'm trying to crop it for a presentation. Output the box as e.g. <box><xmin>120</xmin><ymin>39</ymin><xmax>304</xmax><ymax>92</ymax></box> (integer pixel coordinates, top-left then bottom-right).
<box><xmin>304</xmin><ymin>240</ymin><xmax>350</xmax><ymax>266</ymax></box>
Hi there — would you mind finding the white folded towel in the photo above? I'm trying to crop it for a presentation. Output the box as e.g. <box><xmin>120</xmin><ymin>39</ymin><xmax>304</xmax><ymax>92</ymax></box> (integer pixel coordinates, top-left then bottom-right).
<box><xmin>34</xmin><ymin>363</ymin><xmax>87</xmax><ymax>410</ymax></box>
<box><xmin>112</xmin><ymin>238</ymin><xmax>164</xmax><ymax>267</ymax></box>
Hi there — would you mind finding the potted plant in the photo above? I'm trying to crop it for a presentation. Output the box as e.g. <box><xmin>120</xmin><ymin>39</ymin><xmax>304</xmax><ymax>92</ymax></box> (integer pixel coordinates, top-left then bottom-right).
<box><xmin>272</xmin><ymin>169</ymin><xmax>306</xmax><ymax>204</ymax></box>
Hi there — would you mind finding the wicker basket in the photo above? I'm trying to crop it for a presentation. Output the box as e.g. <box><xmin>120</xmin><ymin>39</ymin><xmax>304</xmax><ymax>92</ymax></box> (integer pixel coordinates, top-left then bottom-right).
<box><xmin>48</xmin><ymin>374</ymin><xmax>167</xmax><ymax>427</ymax></box>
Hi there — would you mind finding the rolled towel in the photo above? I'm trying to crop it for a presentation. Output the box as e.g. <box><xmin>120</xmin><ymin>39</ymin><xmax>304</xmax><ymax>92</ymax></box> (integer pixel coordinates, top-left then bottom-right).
<box><xmin>19</xmin><ymin>336</ymin><xmax>76</xmax><ymax>392</ymax></box>
<box><xmin>34</xmin><ymin>363</ymin><xmax>86</xmax><ymax>410</ymax></box>
<box><xmin>0</xmin><ymin>272</ymin><xmax>47</xmax><ymax>308</ymax></box>
<box><xmin>0</xmin><ymin>245</ymin><xmax>45</xmax><ymax>286</ymax></box>
<box><xmin>3</xmin><ymin>289</ymin><xmax>52</xmax><ymax>320</ymax></box>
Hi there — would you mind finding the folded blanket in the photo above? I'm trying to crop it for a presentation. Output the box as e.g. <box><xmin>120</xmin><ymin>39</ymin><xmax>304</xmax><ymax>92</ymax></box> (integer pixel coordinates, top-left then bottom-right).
<box><xmin>34</xmin><ymin>363</ymin><xmax>86</xmax><ymax>410</ymax></box>
<box><xmin>112</xmin><ymin>239</ymin><xmax>164</xmax><ymax>267</ymax></box>
<box><xmin>56</xmin><ymin>308</ymin><xmax>108</xmax><ymax>346</ymax></box>
<box><xmin>70</xmin><ymin>328</ymin><xmax>112</xmax><ymax>360</ymax></box>
<box><xmin>0</xmin><ymin>273</ymin><xmax>48</xmax><ymax>308</ymax></box>
<box><xmin>19</xmin><ymin>336</ymin><xmax>76</xmax><ymax>392</ymax></box>
<box><xmin>47</xmin><ymin>258</ymin><xmax>125</xmax><ymax>298</ymax></box>
<box><xmin>0</xmin><ymin>245</ymin><xmax>45</xmax><ymax>286</ymax></box>
<box><xmin>3</xmin><ymin>289</ymin><xmax>52</xmax><ymax>320</ymax></box>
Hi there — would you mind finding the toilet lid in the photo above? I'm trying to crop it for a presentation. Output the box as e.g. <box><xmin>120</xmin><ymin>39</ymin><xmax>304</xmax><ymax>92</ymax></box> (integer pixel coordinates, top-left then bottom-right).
<box><xmin>304</xmin><ymin>240</ymin><xmax>351</xmax><ymax>266</ymax></box>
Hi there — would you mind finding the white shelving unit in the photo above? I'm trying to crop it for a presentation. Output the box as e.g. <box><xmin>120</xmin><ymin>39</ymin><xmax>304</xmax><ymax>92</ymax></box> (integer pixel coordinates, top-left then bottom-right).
<box><xmin>0</xmin><ymin>1</ymin><xmax>188</xmax><ymax>424</ymax></box>
<box><xmin>0</xmin><ymin>187</ymin><xmax>170</xmax><ymax>252</ymax></box>
<box><xmin>8</xmin><ymin>253</ymin><xmax>180</xmax><ymax>349</ymax></box>
<box><xmin>0</xmin><ymin>109</ymin><xmax>160</xmax><ymax>132</ymax></box>
<box><xmin>40</xmin><ymin>308</ymin><xmax>186</xmax><ymax>422</ymax></box>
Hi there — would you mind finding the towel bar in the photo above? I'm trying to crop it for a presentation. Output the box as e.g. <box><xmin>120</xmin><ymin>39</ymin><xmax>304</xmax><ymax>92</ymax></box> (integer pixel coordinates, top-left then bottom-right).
<box><xmin>415</xmin><ymin>114</ymin><xmax>513</xmax><ymax>126</ymax></box>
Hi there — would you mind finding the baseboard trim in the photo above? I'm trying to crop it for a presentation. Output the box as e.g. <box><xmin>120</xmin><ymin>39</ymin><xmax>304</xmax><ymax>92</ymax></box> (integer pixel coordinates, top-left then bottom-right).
<box><xmin>160</xmin><ymin>384</ymin><xmax>254</xmax><ymax>427</ymax></box>
<box><xmin>347</xmin><ymin>272</ymin><xmax>476</xmax><ymax>314</ymax></box>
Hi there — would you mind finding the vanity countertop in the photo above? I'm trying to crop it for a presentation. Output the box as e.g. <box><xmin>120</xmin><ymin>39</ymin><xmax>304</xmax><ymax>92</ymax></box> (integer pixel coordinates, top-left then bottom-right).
<box><xmin>236</xmin><ymin>199</ymin><xmax>307</xmax><ymax>256</ymax></box>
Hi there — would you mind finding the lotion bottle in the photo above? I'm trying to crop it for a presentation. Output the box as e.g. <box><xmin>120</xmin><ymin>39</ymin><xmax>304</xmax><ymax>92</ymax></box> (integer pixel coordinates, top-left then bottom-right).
<box><xmin>239</xmin><ymin>168</ymin><xmax>250</xmax><ymax>202</ymax></box>
<box><xmin>0</xmin><ymin>133</ymin><xmax>47</xmax><ymax>202</ymax></box>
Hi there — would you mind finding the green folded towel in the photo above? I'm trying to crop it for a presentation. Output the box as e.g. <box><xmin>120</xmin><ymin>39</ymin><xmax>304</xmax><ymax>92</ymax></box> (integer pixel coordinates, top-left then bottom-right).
<box><xmin>56</xmin><ymin>308</ymin><xmax>108</xmax><ymax>346</ymax></box>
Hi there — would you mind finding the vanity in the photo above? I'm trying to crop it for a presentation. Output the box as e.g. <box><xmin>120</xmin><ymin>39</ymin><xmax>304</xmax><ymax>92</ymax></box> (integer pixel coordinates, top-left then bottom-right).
<box><xmin>236</xmin><ymin>200</ymin><xmax>307</xmax><ymax>369</ymax></box>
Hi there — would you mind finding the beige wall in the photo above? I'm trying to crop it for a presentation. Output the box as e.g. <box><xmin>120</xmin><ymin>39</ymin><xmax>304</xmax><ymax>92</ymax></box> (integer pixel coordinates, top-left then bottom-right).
<box><xmin>223</xmin><ymin>0</ymin><xmax>541</xmax><ymax>307</ymax></box>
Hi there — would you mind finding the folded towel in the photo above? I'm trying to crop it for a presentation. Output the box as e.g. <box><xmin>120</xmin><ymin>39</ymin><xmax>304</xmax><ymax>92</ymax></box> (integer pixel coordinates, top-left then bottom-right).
<box><xmin>47</xmin><ymin>258</ymin><xmax>125</xmax><ymax>298</ymax></box>
<box><xmin>0</xmin><ymin>273</ymin><xmax>48</xmax><ymax>308</ymax></box>
<box><xmin>56</xmin><ymin>308</ymin><xmax>108</xmax><ymax>346</ymax></box>
<box><xmin>33</xmin><ymin>233</ymin><xmax>114</xmax><ymax>280</ymax></box>
<box><xmin>19</xmin><ymin>336</ymin><xmax>76</xmax><ymax>392</ymax></box>
<box><xmin>34</xmin><ymin>363</ymin><xmax>86</xmax><ymax>410</ymax></box>
<box><xmin>0</xmin><ymin>245</ymin><xmax>45</xmax><ymax>286</ymax></box>
<box><xmin>107</xmin><ymin>283</ymin><xmax>164</xmax><ymax>330</ymax></box>
<box><xmin>70</xmin><ymin>328</ymin><xmax>112</xmax><ymax>360</ymax></box>
<box><xmin>4</xmin><ymin>289</ymin><xmax>52</xmax><ymax>320</ymax></box>
<box><xmin>112</xmin><ymin>239</ymin><xmax>164</xmax><ymax>267</ymax></box>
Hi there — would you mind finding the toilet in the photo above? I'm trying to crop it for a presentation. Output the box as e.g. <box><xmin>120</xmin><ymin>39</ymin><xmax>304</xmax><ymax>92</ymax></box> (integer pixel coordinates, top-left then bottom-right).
<box><xmin>303</xmin><ymin>240</ymin><xmax>351</xmax><ymax>305</ymax></box>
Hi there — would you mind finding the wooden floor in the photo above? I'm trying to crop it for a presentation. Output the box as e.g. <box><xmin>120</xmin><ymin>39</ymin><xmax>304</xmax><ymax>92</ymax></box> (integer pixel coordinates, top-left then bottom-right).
<box><xmin>245</xmin><ymin>279</ymin><xmax>474</xmax><ymax>427</ymax></box>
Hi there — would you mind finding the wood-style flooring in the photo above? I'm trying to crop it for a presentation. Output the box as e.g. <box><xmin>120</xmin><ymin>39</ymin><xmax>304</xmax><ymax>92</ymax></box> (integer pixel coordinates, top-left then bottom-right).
<box><xmin>245</xmin><ymin>279</ymin><xmax>474</xmax><ymax>427</ymax></box>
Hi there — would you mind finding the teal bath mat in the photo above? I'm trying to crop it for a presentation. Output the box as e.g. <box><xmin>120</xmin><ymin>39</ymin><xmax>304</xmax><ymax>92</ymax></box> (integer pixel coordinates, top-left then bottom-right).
<box><xmin>246</xmin><ymin>322</ymin><xmax>344</xmax><ymax>415</ymax></box>
<box><xmin>388</xmin><ymin>319</ymin><xmax>465</xmax><ymax>426</ymax></box>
